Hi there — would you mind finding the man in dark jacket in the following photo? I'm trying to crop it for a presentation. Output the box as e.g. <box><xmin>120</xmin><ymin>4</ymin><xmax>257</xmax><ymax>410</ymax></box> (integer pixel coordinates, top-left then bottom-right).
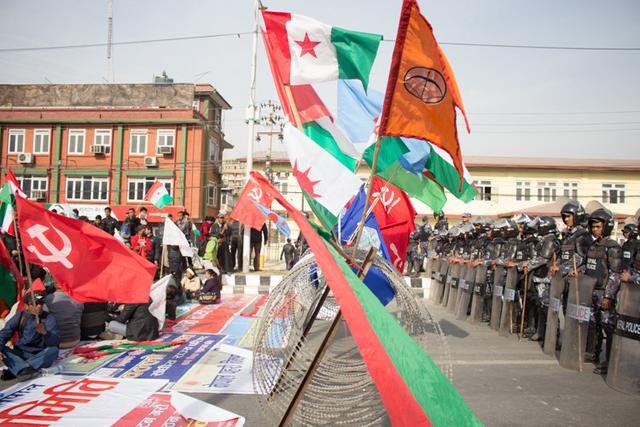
<box><xmin>0</xmin><ymin>293</ymin><xmax>59</xmax><ymax>381</ymax></box>
<box><xmin>100</xmin><ymin>206</ymin><xmax>119</xmax><ymax>235</ymax></box>
<box><xmin>250</xmin><ymin>224</ymin><xmax>268</xmax><ymax>271</ymax></box>
<box><xmin>107</xmin><ymin>298</ymin><xmax>159</xmax><ymax>342</ymax></box>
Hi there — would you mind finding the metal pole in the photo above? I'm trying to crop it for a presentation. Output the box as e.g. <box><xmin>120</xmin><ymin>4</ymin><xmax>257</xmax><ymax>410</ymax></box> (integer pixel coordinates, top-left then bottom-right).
<box><xmin>242</xmin><ymin>1</ymin><xmax>260</xmax><ymax>273</ymax></box>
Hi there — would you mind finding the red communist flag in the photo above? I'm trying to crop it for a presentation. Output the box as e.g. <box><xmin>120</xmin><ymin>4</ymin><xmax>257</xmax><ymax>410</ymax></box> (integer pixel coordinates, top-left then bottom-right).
<box><xmin>229</xmin><ymin>176</ymin><xmax>274</xmax><ymax>230</ymax></box>
<box><xmin>16</xmin><ymin>196</ymin><xmax>155</xmax><ymax>303</ymax></box>
<box><xmin>370</xmin><ymin>177</ymin><xmax>416</xmax><ymax>272</ymax></box>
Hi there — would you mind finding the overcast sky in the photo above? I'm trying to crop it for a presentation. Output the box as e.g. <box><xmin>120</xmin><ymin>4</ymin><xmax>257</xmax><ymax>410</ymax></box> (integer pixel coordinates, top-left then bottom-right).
<box><xmin>1</xmin><ymin>0</ymin><xmax>639</xmax><ymax>160</ymax></box>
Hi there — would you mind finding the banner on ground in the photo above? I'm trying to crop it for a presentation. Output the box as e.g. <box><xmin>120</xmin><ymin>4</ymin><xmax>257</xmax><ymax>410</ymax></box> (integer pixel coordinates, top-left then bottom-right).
<box><xmin>0</xmin><ymin>376</ymin><xmax>167</xmax><ymax>425</ymax></box>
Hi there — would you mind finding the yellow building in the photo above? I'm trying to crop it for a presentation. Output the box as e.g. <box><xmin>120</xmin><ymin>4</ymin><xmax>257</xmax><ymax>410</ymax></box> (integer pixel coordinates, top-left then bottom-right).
<box><xmin>223</xmin><ymin>154</ymin><xmax>640</xmax><ymax>240</ymax></box>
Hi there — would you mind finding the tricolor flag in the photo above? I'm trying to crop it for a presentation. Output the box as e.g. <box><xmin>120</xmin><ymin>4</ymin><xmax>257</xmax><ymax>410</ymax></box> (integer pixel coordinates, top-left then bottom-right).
<box><xmin>0</xmin><ymin>168</ymin><xmax>26</xmax><ymax>235</ymax></box>
<box><xmin>144</xmin><ymin>181</ymin><xmax>173</xmax><ymax>208</ymax></box>
<box><xmin>0</xmin><ymin>238</ymin><xmax>21</xmax><ymax>308</ymax></box>
<box><xmin>283</xmin><ymin>124</ymin><xmax>362</xmax><ymax>229</ymax></box>
<box><xmin>261</xmin><ymin>10</ymin><xmax>382</xmax><ymax>90</ymax></box>
<box><xmin>248</xmin><ymin>171</ymin><xmax>481</xmax><ymax>426</ymax></box>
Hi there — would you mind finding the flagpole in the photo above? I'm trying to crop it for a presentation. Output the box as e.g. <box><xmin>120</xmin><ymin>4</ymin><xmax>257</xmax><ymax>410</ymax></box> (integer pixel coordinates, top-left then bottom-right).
<box><xmin>351</xmin><ymin>136</ymin><xmax>381</xmax><ymax>252</ymax></box>
<box><xmin>13</xmin><ymin>209</ymin><xmax>37</xmax><ymax>322</ymax></box>
<box><xmin>242</xmin><ymin>0</ymin><xmax>261</xmax><ymax>273</ymax></box>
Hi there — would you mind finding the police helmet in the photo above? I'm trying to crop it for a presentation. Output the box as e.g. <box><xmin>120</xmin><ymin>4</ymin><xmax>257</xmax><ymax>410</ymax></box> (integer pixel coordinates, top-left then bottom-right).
<box><xmin>523</xmin><ymin>218</ymin><xmax>538</xmax><ymax>236</ymax></box>
<box><xmin>622</xmin><ymin>223</ymin><xmax>638</xmax><ymax>239</ymax></box>
<box><xmin>561</xmin><ymin>199</ymin><xmax>587</xmax><ymax>226</ymax></box>
<box><xmin>588</xmin><ymin>208</ymin><xmax>614</xmax><ymax>237</ymax></box>
<box><xmin>537</xmin><ymin>216</ymin><xmax>557</xmax><ymax>235</ymax></box>
<box><xmin>513</xmin><ymin>213</ymin><xmax>531</xmax><ymax>225</ymax></box>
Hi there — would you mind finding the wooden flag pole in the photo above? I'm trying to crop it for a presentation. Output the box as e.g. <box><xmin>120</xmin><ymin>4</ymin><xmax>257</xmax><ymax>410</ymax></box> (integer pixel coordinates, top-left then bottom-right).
<box><xmin>13</xmin><ymin>208</ymin><xmax>37</xmax><ymax>322</ymax></box>
<box><xmin>519</xmin><ymin>268</ymin><xmax>529</xmax><ymax>340</ymax></box>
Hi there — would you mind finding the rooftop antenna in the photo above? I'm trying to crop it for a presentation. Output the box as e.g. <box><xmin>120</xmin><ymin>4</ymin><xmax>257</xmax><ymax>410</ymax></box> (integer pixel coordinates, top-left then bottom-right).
<box><xmin>106</xmin><ymin>0</ymin><xmax>114</xmax><ymax>82</ymax></box>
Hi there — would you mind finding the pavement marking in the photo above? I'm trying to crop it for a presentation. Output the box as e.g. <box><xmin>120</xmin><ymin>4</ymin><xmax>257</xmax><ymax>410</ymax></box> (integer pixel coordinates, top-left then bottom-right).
<box><xmin>445</xmin><ymin>359</ymin><xmax>559</xmax><ymax>366</ymax></box>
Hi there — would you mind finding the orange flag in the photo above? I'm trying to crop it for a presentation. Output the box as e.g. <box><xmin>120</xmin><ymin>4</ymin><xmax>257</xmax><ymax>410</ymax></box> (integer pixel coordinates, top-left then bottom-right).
<box><xmin>379</xmin><ymin>0</ymin><xmax>469</xmax><ymax>187</ymax></box>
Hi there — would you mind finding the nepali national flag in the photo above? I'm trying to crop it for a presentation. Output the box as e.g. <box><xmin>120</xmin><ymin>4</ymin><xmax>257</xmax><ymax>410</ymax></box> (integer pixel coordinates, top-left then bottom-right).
<box><xmin>16</xmin><ymin>195</ymin><xmax>156</xmax><ymax>303</ymax></box>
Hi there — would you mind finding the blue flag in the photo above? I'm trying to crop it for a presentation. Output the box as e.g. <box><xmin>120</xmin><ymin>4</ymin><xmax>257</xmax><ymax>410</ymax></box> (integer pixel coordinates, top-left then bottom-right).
<box><xmin>254</xmin><ymin>202</ymin><xmax>291</xmax><ymax>237</ymax></box>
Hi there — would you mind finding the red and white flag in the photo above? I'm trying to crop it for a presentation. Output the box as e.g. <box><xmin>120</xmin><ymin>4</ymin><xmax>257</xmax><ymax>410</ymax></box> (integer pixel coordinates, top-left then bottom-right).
<box><xmin>16</xmin><ymin>196</ymin><xmax>156</xmax><ymax>303</ymax></box>
<box><xmin>229</xmin><ymin>177</ymin><xmax>274</xmax><ymax>230</ymax></box>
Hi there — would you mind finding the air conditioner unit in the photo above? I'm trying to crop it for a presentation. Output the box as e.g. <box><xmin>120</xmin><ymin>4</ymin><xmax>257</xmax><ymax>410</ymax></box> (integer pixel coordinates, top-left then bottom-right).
<box><xmin>144</xmin><ymin>156</ymin><xmax>158</xmax><ymax>167</ymax></box>
<box><xmin>17</xmin><ymin>153</ymin><xmax>33</xmax><ymax>164</ymax></box>
<box><xmin>31</xmin><ymin>190</ymin><xmax>47</xmax><ymax>201</ymax></box>
<box><xmin>156</xmin><ymin>146</ymin><xmax>173</xmax><ymax>155</ymax></box>
<box><xmin>90</xmin><ymin>145</ymin><xmax>107</xmax><ymax>154</ymax></box>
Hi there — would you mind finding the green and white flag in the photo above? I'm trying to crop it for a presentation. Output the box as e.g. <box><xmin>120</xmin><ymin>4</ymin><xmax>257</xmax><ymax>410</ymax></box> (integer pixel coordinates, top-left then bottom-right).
<box><xmin>144</xmin><ymin>181</ymin><xmax>173</xmax><ymax>208</ymax></box>
<box><xmin>284</xmin><ymin>123</ymin><xmax>362</xmax><ymax>229</ymax></box>
<box><xmin>262</xmin><ymin>10</ymin><xmax>382</xmax><ymax>90</ymax></box>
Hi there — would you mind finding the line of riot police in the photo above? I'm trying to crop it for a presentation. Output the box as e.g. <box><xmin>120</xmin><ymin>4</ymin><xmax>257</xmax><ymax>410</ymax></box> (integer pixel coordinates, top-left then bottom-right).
<box><xmin>418</xmin><ymin>201</ymin><xmax>640</xmax><ymax>395</ymax></box>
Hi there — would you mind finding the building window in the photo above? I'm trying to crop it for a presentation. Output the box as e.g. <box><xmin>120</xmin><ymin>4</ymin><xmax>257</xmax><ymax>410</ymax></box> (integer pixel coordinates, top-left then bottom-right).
<box><xmin>156</xmin><ymin>129</ymin><xmax>175</xmax><ymax>148</ymax></box>
<box><xmin>602</xmin><ymin>183</ymin><xmax>626</xmax><ymax>204</ymax></box>
<box><xmin>213</xmin><ymin>108</ymin><xmax>222</xmax><ymax>131</ymax></box>
<box><xmin>537</xmin><ymin>181</ymin><xmax>557</xmax><ymax>202</ymax></box>
<box><xmin>130</xmin><ymin>130</ymin><xmax>148</xmax><ymax>155</ymax></box>
<box><xmin>475</xmin><ymin>180</ymin><xmax>492</xmax><ymax>201</ymax></box>
<box><xmin>563</xmin><ymin>182</ymin><xmax>578</xmax><ymax>199</ymax></box>
<box><xmin>33</xmin><ymin>129</ymin><xmax>50</xmax><ymax>154</ymax></box>
<box><xmin>16</xmin><ymin>176</ymin><xmax>47</xmax><ymax>198</ymax></box>
<box><xmin>68</xmin><ymin>129</ymin><xmax>85</xmax><ymax>155</ymax></box>
<box><xmin>8</xmin><ymin>129</ymin><xmax>25</xmax><ymax>154</ymax></box>
<box><xmin>516</xmin><ymin>181</ymin><xmax>531</xmax><ymax>201</ymax></box>
<box><xmin>207</xmin><ymin>183</ymin><xmax>218</xmax><ymax>207</ymax></box>
<box><xmin>128</xmin><ymin>177</ymin><xmax>172</xmax><ymax>202</ymax></box>
<box><xmin>209</xmin><ymin>138</ymin><xmax>219</xmax><ymax>162</ymax></box>
<box><xmin>94</xmin><ymin>129</ymin><xmax>112</xmax><ymax>152</ymax></box>
<box><xmin>66</xmin><ymin>176</ymin><xmax>108</xmax><ymax>201</ymax></box>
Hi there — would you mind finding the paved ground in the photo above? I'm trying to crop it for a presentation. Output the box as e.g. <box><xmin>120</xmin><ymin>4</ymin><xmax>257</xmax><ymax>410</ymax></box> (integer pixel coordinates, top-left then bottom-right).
<box><xmin>426</xmin><ymin>301</ymin><xmax>640</xmax><ymax>427</ymax></box>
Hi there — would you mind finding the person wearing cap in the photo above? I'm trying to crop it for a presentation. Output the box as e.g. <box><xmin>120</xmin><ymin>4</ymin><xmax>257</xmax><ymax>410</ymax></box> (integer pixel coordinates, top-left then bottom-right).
<box><xmin>0</xmin><ymin>293</ymin><xmax>59</xmax><ymax>382</ymax></box>
<box><xmin>181</xmin><ymin>268</ymin><xmax>202</xmax><ymax>300</ymax></box>
<box><xmin>461</xmin><ymin>212</ymin><xmax>472</xmax><ymax>225</ymax></box>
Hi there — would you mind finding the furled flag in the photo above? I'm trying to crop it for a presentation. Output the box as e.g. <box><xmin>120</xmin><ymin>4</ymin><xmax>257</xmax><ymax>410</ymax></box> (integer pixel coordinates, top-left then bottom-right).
<box><xmin>248</xmin><ymin>171</ymin><xmax>481</xmax><ymax>426</ymax></box>
<box><xmin>0</xmin><ymin>238</ymin><xmax>21</xmax><ymax>308</ymax></box>
<box><xmin>340</xmin><ymin>79</ymin><xmax>476</xmax><ymax>204</ymax></box>
<box><xmin>229</xmin><ymin>176</ymin><xmax>274</xmax><ymax>231</ymax></box>
<box><xmin>283</xmin><ymin>123</ymin><xmax>362</xmax><ymax>229</ymax></box>
<box><xmin>261</xmin><ymin>10</ymin><xmax>382</xmax><ymax>90</ymax></box>
<box><xmin>16</xmin><ymin>196</ymin><xmax>156</xmax><ymax>303</ymax></box>
<box><xmin>162</xmin><ymin>217</ymin><xmax>193</xmax><ymax>257</ymax></box>
<box><xmin>0</xmin><ymin>168</ymin><xmax>26</xmax><ymax>235</ymax></box>
<box><xmin>254</xmin><ymin>202</ymin><xmax>291</xmax><ymax>237</ymax></box>
<box><xmin>378</xmin><ymin>0</ymin><xmax>470</xmax><ymax>187</ymax></box>
<box><xmin>144</xmin><ymin>181</ymin><xmax>173</xmax><ymax>208</ymax></box>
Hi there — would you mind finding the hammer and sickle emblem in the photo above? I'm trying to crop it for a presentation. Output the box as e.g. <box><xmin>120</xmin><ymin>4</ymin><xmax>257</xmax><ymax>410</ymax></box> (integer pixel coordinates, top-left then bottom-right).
<box><xmin>248</xmin><ymin>187</ymin><xmax>263</xmax><ymax>203</ymax></box>
<box><xmin>26</xmin><ymin>224</ymin><xmax>74</xmax><ymax>269</ymax></box>
<box><xmin>375</xmin><ymin>186</ymin><xmax>401</xmax><ymax>214</ymax></box>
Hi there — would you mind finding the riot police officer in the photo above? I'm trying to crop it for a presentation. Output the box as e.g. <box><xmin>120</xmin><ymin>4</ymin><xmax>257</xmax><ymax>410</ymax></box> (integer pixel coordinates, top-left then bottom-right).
<box><xmin>620</xmin><ymin>224</ymin><xmax>639</xmax><ymax>271</ymax></box>
<box><xmin>524</xmin><ymin>216</ymin><xmax>559</xmax><ymax>341</ymax></box>
<box><xmin>583</xmin><ymin>209</ymin><xmax>622</xmax><ymax>375</ymax></box>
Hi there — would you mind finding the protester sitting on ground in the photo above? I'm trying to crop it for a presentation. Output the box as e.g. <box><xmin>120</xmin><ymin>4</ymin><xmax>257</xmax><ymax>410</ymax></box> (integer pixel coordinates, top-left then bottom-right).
<box><xmin>181</xmin><ymin>268</ymin><xmax>202</xmax><ymax>301</ymax></box>
<box><xmin>80</xmin><ymin>302</ymin><xmax>108</xmax><ymax>340</ymax></box>
<box><xmin>106</xmin><ymin>298</ymin><xmax>159</xmax><ymax>341</ymax></box>
<box><xmin>0</xmin><ymin>292</ymin><xmax>59</xmax><ymax>382</ymax></box>
<box><xmin>165</xmin><ymin>275</ymin><xmax>186</xmax><ymax>321</ymax></box>
<box><xmin>199</xmin><ymin>269</ymin><xmax>222</xmax><ymax>304</ymax></box>
<box><xmin>45</xmin><ymin>282</ymin><xmax>83</xmax><ymax>349</ymax></box>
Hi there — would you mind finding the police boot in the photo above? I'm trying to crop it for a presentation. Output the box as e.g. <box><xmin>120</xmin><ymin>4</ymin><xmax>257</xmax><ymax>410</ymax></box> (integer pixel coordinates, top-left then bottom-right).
<box><xmin>530</xmin><ymin>309</ymin><xmax>547</xmax><ymax>341</ymax></box>
<box><xmin>523</xmin><ymin>304</ymin><xmax>537</xmax><ymax>338</ymax></box>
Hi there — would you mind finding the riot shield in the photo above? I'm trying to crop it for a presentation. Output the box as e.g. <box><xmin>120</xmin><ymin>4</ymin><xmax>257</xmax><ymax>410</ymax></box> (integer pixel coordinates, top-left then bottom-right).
<box><xmin>454</xmin><ymin>265</ymin><xmax>468</xmax><ymax>317</ymax></box>
<box><xmin>440</xmin><ymin>260</ymin><xmax>451</xmax><ymax>307</ymax></box>
<box><xmin>423</xmin><ymin>257</ymin><xmax>433</xmax><ymax>299</ymax></box>
<box><xmin>469</xmin><ymin>265</ymin><xmax>487</xmax><ymax>324</ymax></box>
<box><xmin>457</xmin><ymin>265</ymin><xmax>476</xmax><ymax>320</ymax></box>
<box><xmin>490</xmin><ymin>266</ymin><xmax>505</xmax><ymax>331</ymax></box>
<box><xmin>499</xmin><ymin>267</ymin><xmax>519</xmax><ymax>337</ymax></box>
<box><xmin>559</xmin><ymin>274</ymin><xmax>597</xmax><ymax>371</ymax></box>
<box><xmin>429</xmin><ymin>259</ymin><xmax>444</xmax><ymax>304</ymax></box>
<box><xmin>543</xmin><ymin>272</ymin><xmax>565</xmax><ymax>356</ymax></box>
<box><xmin>606</xmin><ymin>280</ymin><xmax>640</xmax><ymax>395</ymax></box>
<box><xmin>446</xmin><ymin>263</ymin><xmax>461</xmax><ymax>313</ymax></box>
